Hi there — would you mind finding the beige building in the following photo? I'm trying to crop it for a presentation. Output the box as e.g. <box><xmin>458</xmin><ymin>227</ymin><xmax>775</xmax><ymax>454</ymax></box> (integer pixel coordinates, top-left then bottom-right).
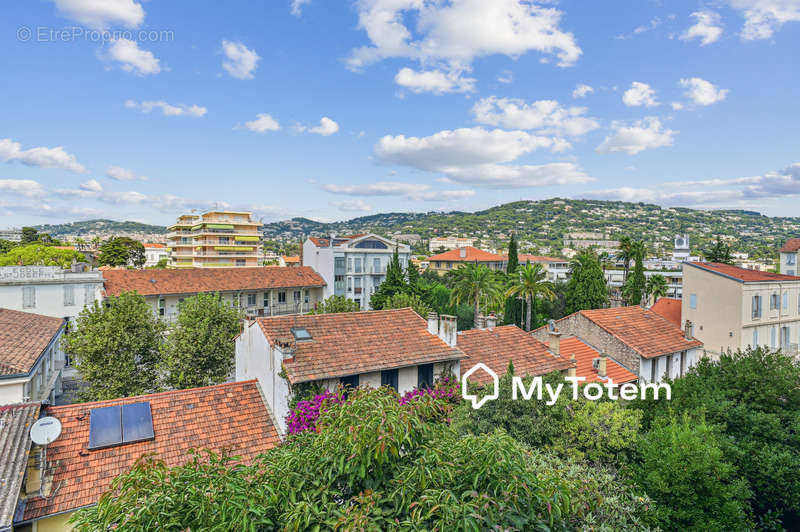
<box><xmin>682</xmin><ymin>262</ymin><xmax>800</xmax><ymax>357</ymax></box>
<box><xmin>429</xmin><ymin>236</ymin><xmax>476</xmax><ymax>252</ymax></box>
<box><xmin>167</xmin><ymin>211</ymin><xmax>263</xmax><ymax>268</ymax></box>
<box><xmin>779</xmin><ymin>238</ymin><xmax>800</xmax><ymax>276</ymax></box>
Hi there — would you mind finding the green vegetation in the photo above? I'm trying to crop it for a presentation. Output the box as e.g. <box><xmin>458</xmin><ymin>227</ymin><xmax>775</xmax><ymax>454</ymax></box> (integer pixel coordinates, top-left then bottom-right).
<box><xmin>33</xmin><ymin>219</ymin><xmax>167</xmax><ymax>238</ymax></box>
<box><xmin>449</xmin><ymin>263</ymin><xmax>503</xmax><ymax>329</ymax></box>
<box><xmin>383</xmin><ymin>291</ymin><xmax>432</xmax><ymax>317</ymax></box>
<box><xmin>565</xmin><ymin>250</ymin><xmax>608</xmax><ymax>313</ymax></box>
<box><xmin>310</xmin><ymin>295</ymin><xmax>361</xmax><ymax>314</ymax></box>
<box><xmin>506</xmin><ymin>263</ymin><xmax>554</xmax><ymax>331</ymax></box>
<box><xmin>622</xmin><ymin>240</ymin><xmax>647</xmax><ymax>306</ymax></box>
<box><xmin>0</xmin><ymin>243</ymin><xmax>85</xmax><ymax>267</ymax></box>
<box><xmin>705</xmin><ymin>234</ymin><xmax>734</xmax><ymax>264</ymax></box>
<box><xmin>97</xmin><ymin>236</ymin><xmax>146</xmax><ymax>268</ymax></box>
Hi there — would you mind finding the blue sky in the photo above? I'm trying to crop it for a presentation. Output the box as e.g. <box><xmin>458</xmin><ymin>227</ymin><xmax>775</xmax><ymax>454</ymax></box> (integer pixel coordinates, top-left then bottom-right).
<box><xmin>1</xmin><ymin>0</ymin><xmax>799</xmax><ymax>227</ymax></box>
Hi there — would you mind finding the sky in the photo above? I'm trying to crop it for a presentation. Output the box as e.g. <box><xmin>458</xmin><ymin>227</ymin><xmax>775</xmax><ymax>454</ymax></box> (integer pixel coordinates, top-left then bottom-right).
<box><xmin>1</xmin><ymin>0</ymin><xmax>799</xmax><ymax>227</ymax></box>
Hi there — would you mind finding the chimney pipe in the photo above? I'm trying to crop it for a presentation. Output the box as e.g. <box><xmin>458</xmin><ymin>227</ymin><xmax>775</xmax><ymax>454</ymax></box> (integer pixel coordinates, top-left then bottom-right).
<box><xmin>598</xmin><ymin>353</ymin><xmax>607</xmax><ymax>378</ymax></box>
<box><xmin>459</xmin><ymin>246</ymin><xmax>467</xmax><ymax>259</ymax></box>
<box><xmin>549</xmin><ymin>330</ymin><xmax>561</xmax><ymax>356</ymax></box>
<box><xmin>476</xmin><ymin>314</ymin><xmax>486</xmax><ymax>330</ymax></box>
<box><xmin>439</xmin><ymin>314</ymin><xmax>457</xmax><ymax>347</ymax></box>
<box><xmin>486</xmin><ymin>313</ymin><xmax>497</xmax><ymax>330</ymax></box>
<box><xmin>427</xmin><ymin>312</ymin><xmax>439</xmax><ymax>336</ymax></box>
<box><xmin>684</xmin><ymin>319</ymin><xmax>693</xmax><ymax>340</ymax></box>
<box><xmin>567</xmin><ymin>354</ymin><xmax>577</xmax><ymax>377</ymax></box>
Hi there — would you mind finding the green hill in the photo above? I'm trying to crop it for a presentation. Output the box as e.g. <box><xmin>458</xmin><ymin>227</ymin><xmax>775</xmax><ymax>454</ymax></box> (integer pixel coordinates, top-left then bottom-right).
<box><xmin>34</xmin><ymin>219</ymin><xmax>167</xmax><ymax>238</ymax></box>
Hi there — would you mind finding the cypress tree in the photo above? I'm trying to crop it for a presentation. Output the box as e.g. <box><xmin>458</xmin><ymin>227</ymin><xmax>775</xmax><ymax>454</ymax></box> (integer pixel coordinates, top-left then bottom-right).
<box><xmin>504</xmin><ymin>234</ymin><xmax>523</xmax><ymax>326</ymax></box>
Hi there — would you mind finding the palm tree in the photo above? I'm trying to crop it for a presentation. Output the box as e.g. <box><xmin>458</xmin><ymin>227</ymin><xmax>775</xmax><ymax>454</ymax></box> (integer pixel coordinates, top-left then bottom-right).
<box><xmin>450</xmin><ymin>263</ymin><xmax>502</xmax><ymax>329</ymax></box>
<box><xmin>646</xmin><ymin>274</ymin><xmax>669</xmax><ymax>305</ymax></box>
<box><xmin>618</xmin><ymin>236</ymin><xmax>633</xmax><ymax>282</ymax></box>
<box><xmin>506</xmin><ymin>263</ymin><xmax>555</xmax><ymax>331</ymax></box>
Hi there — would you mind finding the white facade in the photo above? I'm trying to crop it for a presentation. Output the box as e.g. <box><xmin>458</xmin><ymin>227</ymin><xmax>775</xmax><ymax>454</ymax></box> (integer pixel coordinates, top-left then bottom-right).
<box><xmin>0</xmin><ymin>266</ymin><xmax>104</xmax><ymax>323</ymax></box>
<box><xmin>639</xmin><ymin>348</ymin><xmax>701</xmax><ymax>383</ymax></box>
<box><xmin>0</xmin><ymin>324</ymin><xmax>66</xmax><ymax>405</ymax></box>
<box><xmin>429</xmin><ymin>236</ymin><xmax>476</xmax><ymax>252</ymax></box>
<box><xmin>144</xmin><ymin>246</ymin><xmax>169</xmax><ymax>267</ymax></box>
<box><xmin>605</xmin><ymin>270</ymin><xmax>684</xmax><ymax>298</ymax></box>
<box><xmin>302</xmin><ymin>234</ymin><xmax>411</xmax><ymax>310</ymax></box>
<box><xmin>780</xmin><ymin>250</ymin><xmax>798</xmax><ymax>276</ymax></box>
<box><xmin>0</xmin><ymin>228</ymin><xmax>22</xmax><ymax>242</ymax></box>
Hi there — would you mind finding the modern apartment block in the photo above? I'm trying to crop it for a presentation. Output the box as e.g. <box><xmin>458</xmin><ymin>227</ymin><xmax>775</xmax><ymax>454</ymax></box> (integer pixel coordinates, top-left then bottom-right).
<box><xmin>682</xmin><ymin>262</ymin><xmax>800</xmax><ymax>357</ymax></box>
<box><xmin>302</xmin><ymin>233</ymin><xmax>411</xmax><ymax>310</ymax></box>
<box><xmin>166</xmin><ymin>211</ymin><xmax>263</xmax><ymax>268</ymax></box>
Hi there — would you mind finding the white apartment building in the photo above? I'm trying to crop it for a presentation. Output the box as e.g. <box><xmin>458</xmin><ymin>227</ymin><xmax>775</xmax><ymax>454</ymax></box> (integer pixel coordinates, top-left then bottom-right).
<box><xmin>779</xmin><ymin>239</ymin><xmax>800</xmax><ymax>276</ymax></box>
<box><xmin>682</xmin><ymin>261</ymin><xmax>800</xmax><ymax>357</ymax></box>
<box><xmin>0</xmin><ymin>228</ymin><xmax>22</xmax><ymax>242</ymax></box>
<box><xmin>605</xmin><ymin>270</ymin><xmax>684</xmax><ymax>298</ymax></box>
<box><xmin>429</xmin><ymin>236</ymin><xmax>476</xmax><ymax>252</ymax></box>
<box><xmin>143</xmin><ymin>243</ymin><xmax>169</xmax><ymax>267</ymax></box>
<box><xmin>302</xmin><ymin>234</ymin><xmax>411</xmax><ymax>310</ymax></box>
<box><xmin>0</xmin><ymin>265</ymin><xmax>104</xmax><ymax>323</ymax></box>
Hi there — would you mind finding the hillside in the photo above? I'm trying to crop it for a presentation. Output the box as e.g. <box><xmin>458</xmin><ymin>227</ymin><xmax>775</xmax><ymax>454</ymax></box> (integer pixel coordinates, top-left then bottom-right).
<box><xmin>34</xmin><ymin>219</ymin><xmax>167</xmax><ymax>238</ymax></box>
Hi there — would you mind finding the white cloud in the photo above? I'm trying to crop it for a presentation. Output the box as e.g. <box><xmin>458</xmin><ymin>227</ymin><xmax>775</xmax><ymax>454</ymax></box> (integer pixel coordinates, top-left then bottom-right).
<box><xmin>103</xmin><ymin>38</ymin><xmax>160</xmax><ymax>75</ymax></box>
<box><xmin>80</xmin><ymin>178</ymin><xmax>103</xmax><ymax>192</ymax></box>
<box><xmin>497</xmin><ymin>70</ymin><xmax>513</xmax><ymax>84</ymax></box>
<box><xmin>106</xmin><ymin>165</ymin><xmax>148</xmax><ymax>181</ymax></box>
<box><xmin>671</xmin><ymin>101</ymin><xmax>684</xmax><ymax>110</ymax></box>
<box><xmin>124</xmin><ymin>99</ymin><xmax>207</xmax><ymax>117</ymax></box>
<box><xmin>441</xmin><ymin>162</ymin><xmax>592</xmax><ymax>188</ymax></box>
<box><xmin>572</xmin><ymin>83</ymin><xmax>594</xmax><ymax>98</ymax></box>
<box><xmin>330</xmin><ymin>199</ymin><xmax>373</xmax><ymax>212</ymax></box>
<box><xmin>347</xmin><ymin>0</ymin><xmax>582</xmax><ymax>85</ymax></box>
<box><xmin>622</xmin><ymin>82</ymin><xmax>658</xmax><ymax>107</ymax></box>
<box><xmin>221</xmin><ymin>40</ymin><xmax>260</xmax><ymax>80</ymax></box>
<box><xmin>0</xmin><ymin>179</ymin><xmax>46</xmax><ymax>198</ymax></box>
<box><xmin>679</xmin><ymin>77</ymin><xmax>729</xmax><ymax>106</ymax></box>
<box><xmin>728</xmin><ymin>0</ymin><xmax>800</xmax><ymax>40</ymax></box>
<box><xmin>309</xmin><ymin>117</ymin><xmax>340</xmax><ymax>136</ymax></box>
<box><xmin>596</xmin><ymin>117</ymin><xmax>676</xmax><ymax>155</ymax></box>
<box><xmin>394</xmin><ymin>67</ymin><xmax>476</xmax><ymax>94</ymax></box>
<box><xmin>291</xmin><ymin>0</ymin><xmax>312</xmax><ymax>16</ymax></box>
<box><xmin>241</xmin><ymin>113</ymin><xmax>281</xmax><ymax>133</ymax></box>
<box><xmin>324</xmin><ymin>181</ymin><xmax>475</xmax><ymax>200</ymax></box>
<box><xmin>681</xmin><ymin>11</ymin><xmax>723</xmax><ymax>45</ymax></box>
<box><xmin>50</xmin><ymin>0</ymin><xmax>145</xmax><ymax>29</ymax></box>
<box><xmin>472</xmin><ymin>96</ymin><xmax>599</xmax><ymax>136</ymax></box>
<box><xmin>0</xmin><ymin>138</ymin><xmax>86</xmax><ymax>173</ymax></box>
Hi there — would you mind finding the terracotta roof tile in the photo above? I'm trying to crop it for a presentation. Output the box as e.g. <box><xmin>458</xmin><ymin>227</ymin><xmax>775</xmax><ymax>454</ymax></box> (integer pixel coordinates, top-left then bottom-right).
<box><xmin>0</xmin><ymin>309</ymin><xmax>65</xmax><ymax>376</ymax></box>
<box><xmin>428</xmin><ymin>246</ymin><xmax>505</xmax><ymax>263</ymax></box>
<box><xmin>507</xmin><ymin>254</ymin><xmax>566</xmax><ymax>263</ymax></box>
<box><xmin>780</xmin><ymin>238</ymin><xmax>800</xmax><ymax>253</ymax></box>
<box><xmin>1</xmin><ymin>403</ymin><xmax>41</xmax><ymax>529</ymax></box>
<box><xmin>103</xmin><ymin>266</ymin><xmax>325</xmax><ymax>297</ymax></box>
<box><xmin>22</xmin><ymin>381</ymin><xmax>280</xmax><ymax>521</ymax></box>
<box><xmin>458</xmin><ymin>325</ymin><xmax>571</xmax><ymax>383</ymax></box>
<box><xmin>580</xmin><ymin>306</ymin><xmax>703</xmax><ymax>359</ymax></box>
<box><xmin>257</xmin><ymin>308</ymin><xmax>465</xmax><ymax>384</ymax></box>
<box><xmin>649</xmin><ymin>297</ymin><xmax>682</xmax><ymax>327</ymax></box>
<box><xmin>559</xmin><ymin>337</ymin><xmax>638</xmax><ymax>384</ymax></box>
<box><xmin>142</xmin><ymin>243</ymin><xmax>165</xmax><ymax>249</ymax></box>
<box><xmin>687</xmin><ymin>262</ymin><xmax>800</xmax><ymax>282</ymax></box>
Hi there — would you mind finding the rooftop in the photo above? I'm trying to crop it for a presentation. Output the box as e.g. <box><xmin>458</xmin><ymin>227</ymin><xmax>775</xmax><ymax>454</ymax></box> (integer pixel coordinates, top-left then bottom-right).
<box><xmin>559</xmin><ymin>337</ymin><xmax>638</xmax><ymax>384</ymax></box>
<box><xmin>102</xmin><ymin>266</ymin><xmax>326</xmax><ymax>297</ymax></box>
<box><xmin>22</xmin><ymin>380</ymin><xmax>280</xmax><ymax>521</ymax></box>
<box><xmin>457</xmin><ymin>325</ymin><xmax>571</xmax><ymax>384</ymax></box>
<box><xmin>649</xmin><ymin>297</ymin><xmax>682</xmax><ymax>328</ymax></box>
<box><xmin>0</xmin><ymin>309</ymin><xmax>65</xmax><ymax>376</ymax></box>
<box><xmin>780</xmin><ymin>238</ymin><xmax>800</xmax><ymax>253</ymax></box>
<box><xmin>514</xmin><ymin>254</ymin><xmax>566</xmax><ymax>264</ymax></box>
<box><xmin>428</xmin><ymin>246</ymin><xmax>505</xmax><ymax>263</ymax></box>
<box><xmin>255</xmin><ymin>308</ymin><xmax>465</xmax><ymax>384</ymax></box>
<box><xmin>687</xmin><ymin>261</ymin><xmax>800</xmax><ymax>283</ymax></box>
<box><xmin>0</xmin><ymin>403</ymin><xmax>40</xmax><ymax>530</ymax></box>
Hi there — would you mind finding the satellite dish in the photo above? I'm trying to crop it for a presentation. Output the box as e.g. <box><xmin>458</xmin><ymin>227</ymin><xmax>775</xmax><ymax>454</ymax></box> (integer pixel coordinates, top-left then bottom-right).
<box><xmin>30</xmin><ymin>417</ymin><xmax>62</xmax><ymax>446</ymax></box>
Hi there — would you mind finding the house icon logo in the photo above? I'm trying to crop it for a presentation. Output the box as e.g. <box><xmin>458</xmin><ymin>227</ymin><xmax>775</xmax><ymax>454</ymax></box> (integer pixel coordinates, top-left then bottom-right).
<box><xmin>461</xmin><ymin>363</ymin><xmax>499</xmax><ymax>409</ymax></box>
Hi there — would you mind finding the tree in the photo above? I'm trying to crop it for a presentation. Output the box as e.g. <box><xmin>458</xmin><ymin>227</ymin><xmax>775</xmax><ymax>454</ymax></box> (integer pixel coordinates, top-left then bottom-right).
<box><xmin>369</xmin><ymin>247</ymin><xmax>406</xmax><ymax>309</ymax></box>
<box><xmin>0</xmin><ymin>243</ymin><xmax>84</xmax><ymax>267</ymax></box>
<box><xmin>622</xmin><ymin>240</ymin><xmax>646</xmax><ymax>306</ymax></box>
<box><xmin>0</xmin><ymin>239</ymin><xmax>14</xmax><ymax>254</ymax></box>
<box><xmin>21</xmin><ymin>226</ymin><xmax>38</xmax><ymax>244</ymax></box>
<box><xmin>97</xmin><ymin>236</ymin><xmax>146</xmax><ymax>268</ymax></box>
<box><xmin>618</xmin><ymin>235</ymin><xmax>633</xmax><ymax>282</ymax></box>
<box><xmin>311</xmin><ymin>295</ymin><xmax>361</xmax><ymax>314</ymax></box>
<box><xmin>706</xmin><ymin>235</ymin><xmax>733</xmax><ymax>264</ymax></box>
<box><xmin>505</xmin><ymin>263</ymin><xmax>555</xmax><ymax>331</ymax></box>
<box><xmin>67</xmin><ymin>292</ymin><xmax>165</xmax><ymax>401</ymax></box>
<box><xmin>503</xmin><ymin>234</ymin><xmax>523</xmax><ymax>327</ymax></box>
<box><xmin>506</xmin><ymin>233</ymin><xmax>519</xmax><ymax>273</ymax></box>
<box><xmin>645</xmin><ymin>274</ymin><xmax>668</xmax><ymax>304</ymax></box>
<box><xmin>449</xmin><ymin>263</ymin><xmax>502</xmax><ymax>329</ymax></box>
<box><xmin>384</xmin><ymin>291</ymin><xmax>432</xmax><ymax>317</ymax></box>
<box><xmin>161</xmin><ymin>293</ymin><xmax>242</xmax><ymax>390</ymax></box>
<box><xmin>565</xmin><ymin>251</ymin><xmax>608</xmax><ymax>313</ymax></box>
<box><xmin>405</xmin><ymin>259</ymin><xmax>422</xmax><ymax>297</ymax></box>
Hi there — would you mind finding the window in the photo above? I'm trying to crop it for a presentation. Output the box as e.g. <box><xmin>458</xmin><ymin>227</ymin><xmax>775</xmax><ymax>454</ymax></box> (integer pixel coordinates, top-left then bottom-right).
<box><xmin>247</xmin><ymin>293</ymin><xmax>257</xmax><ymax>306</ymax></box>
<box><xmin>294</xmin><ymin>290</ymin><xmax>301</xmax><ymax>303</ymax></box>
<box><xmin>63</xmin><ymin>285</ymin><xmax>75</xmax><ymax>306</ymax></box>
<box><xmin>781</xmin><ymin>326</ymin><xmax>790</xmax><ymax>347</ymax></box>
<box><xmin>381</xmin><ymin>369</ymin><xmax>399</xmax><ymax>391</ymax></box>
<box><xmin>347</xmin><ymin>257</ymin><xmax>353</xmax><ymax>273</ymax></box>
<box><xmin>752</xmin><ymin>295</ymin><xmax>762</xmax><ymax>319</ymax></box>
<box><xmin>418</xmin><ymin>364</ymin><xmax>434</xmax><ymax>389</ymax></box>
<box><xmin>304</xmin><ymin>290</ymin><xmax>309</xmax><ymax>304</ymax></box>
<box><xmin>650</xmin><ymin>358</ymin><xmax>657</xmax><ymax>383</ymax></box>
<box><xmin>373</xmin><ymin>257</ymin><xmax>381</xmax><ymax>273</ymax></box>
<box><xmin>354</xmin><ymin>277</ymin><xmax>362</xmax><ymax>295</ymax></box>
<box><xmin>264</xmin><ymin>292</ymin><xmax>270</xmax><ymax>307</ymax></box>
<box><xmin>158</xmin><ymin>298</ymin><xmax>166</xmax><ymax>316</ymax></box>
<box><xmin>236</xmin><ymin>259</ymin><xmax>246</xmax><ymax>266</ymax></box>
<box><xmin>340</xmin><ymin>374</ymin><xmax>359</xmax><ymax>389</ymax></box>
<box><xmin>770</xmin><ymin>293</ymin><xmax>779</xmax><ymax>310</ymax></box>
<box><xmin>787</xmin><ymin>254</ymin><xmax>797</xmax><ymax>266</ymax></box>
<box><xmin>689</xmin><ymin>294</ymin><xmax>697</xmax><ymax>309</ymax></box>
<box><xmin>753</xmin><ymin>328</ymin><xmax>759</xmax><ymax>347</ymax></box>
<box><xmin>84</xmin><ymin>284</ymin><xmax>94</xmax><ymax>305</ymax></box>
<box><xmin>354</xmin><ymin>239</ymin><xmax>388</xmax><ymax>249</ymax></box>
<box><xmin>354</xmin><ymin>257</ymin><xmax>362</xmax><ymax>273</ymax></box>
<box><xmin>789</xmin><ymin>270</ymin><xmax>796</xmax><ymax>276</ymax></box>
<box><xmin>278</xmin><ymin>291</ymin><xmax>286</xmax><ymax>303</ymax></box>
<box><xmin>22</xmin><ymin>286</ymin><xmax>35</xmax><ymax>309</ymax></box>
<box><xmin>347</xmin><ymin>277</ymin><xmax>352</xmax><ymax>293</ymax></box>
<box><xmin>784</xmin><ymin>292</ymin><xmax>790</xmax><ymax>311</ymax></box>
<box><xmin>771</xmin><ymin>326</ymin><xmax>777</xmax><ymax>348</ymax></box>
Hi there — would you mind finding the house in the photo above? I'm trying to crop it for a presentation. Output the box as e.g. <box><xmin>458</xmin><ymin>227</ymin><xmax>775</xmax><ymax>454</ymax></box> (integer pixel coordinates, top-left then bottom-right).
<box><xmin>102</xmin><ymin>266</ymin><xmax>326</xmax><ymax>320</ymax></box>
<box><xmin>301</xmin><ymin>233</ymin><xmax>411</xmax><ymax>310</ymax></box>
<box><xmin>558</xmin><ymin>337</ymin><xmax>637</xmax><ymax>384</ymax></box>
<box><xmin>531</xmin><ymin>306</ymin><xmax>703</xmax><ymax>383</ymax></box>
<box><xmin>650</xmin><ymin>297</ymin><xmax>682</xmax><ymax>327</ymax></box>
<box><xmin>429</xmin><ymin>236</ymin><xmax>476</xmax><ymax>252</ymax></box>
<box><xmin>166</xmin><ymin>211</ymin><xmax>263</xmax><ymax>268</ymax></box>
<box><xmin>0</xmin><ymin>265</ymin><xmax>104</xmax><ymax>323</ymax></box>
<box><xmin>15</xmin><ymin>381</ymin><xmax>281</xmax><ymax>531</ymax></box>
<box><xmin>682</xmin><ymin>261</ymin><xmax>800</xmax><ymax>356</ymax></box>
<box><xmin>779</xmin><ymin>238</ymin><xmax>800</xmax><ymax>276</ymax></box>
<box><xmin>235</xmin><ymin>308</ymin><xmax>465</xmax><ymax>433</ymax></box>
<box><xmin>514</xmin><ymin>254</ymin><xmax>570</xmax><ymax>282</ymax></box>
<box><xmin>282</xmin><ymin>255</ymin><xmax>300</xmax><ymax>267</ymax></box>
<box><xmin>0</xmin><ymin>402</ymin><xmax>40</xmax><ymax>532</ymax></box>
<box><xmin>0</xmin><ymin>309</ymin><xmax>67</xmax><ymax>405</ymax></box>
<box><xmin>143</xmin><ymin>243</ymin><xmax>168</xmax><ymax>267</ymax></box>
<box><xmin>427</xmin><ymin>246</ymin><xmax>506</xmax><ymax>276</ymax></box>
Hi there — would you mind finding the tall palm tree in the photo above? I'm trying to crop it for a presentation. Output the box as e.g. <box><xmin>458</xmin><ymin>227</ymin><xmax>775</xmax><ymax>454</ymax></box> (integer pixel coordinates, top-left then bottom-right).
<box><xmin>646</xmin><ymin>274</ymin><xmax>669</xmax><ymax>305</ymax></box>
<box><xmin>506</xmin><ymin>263</ymin><xmax>555</xmax><ymax>331</ymax></box>
<box><xmin>450</xmin><ymin>263</ymin><xmax>502</xmax><ymax>329</ymax></box>
<box><xmin>618</xmin><ymin>236</ymin><xmax>633</xmax><ymax>282</ymax></box>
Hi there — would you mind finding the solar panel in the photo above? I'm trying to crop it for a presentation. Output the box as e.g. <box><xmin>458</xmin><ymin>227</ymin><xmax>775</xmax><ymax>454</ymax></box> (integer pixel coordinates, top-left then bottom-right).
<box><xmin>122</xmin><ymin>402</ymin><xmax>154</xmax><ymax>444</ymax></box>
<box><xmin>88</xmin><ymin>405</ymin><xmax>122</xmax><ymax>449</ymax></box>
<box><xmin>291</xmin><ymin>327</ymin><xmax>312</xmax><ymax>341</ymax></box>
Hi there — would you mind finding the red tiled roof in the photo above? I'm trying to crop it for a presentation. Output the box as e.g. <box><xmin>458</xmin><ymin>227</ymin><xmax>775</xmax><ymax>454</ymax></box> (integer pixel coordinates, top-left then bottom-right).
<box><xmin>510</xmin><ymin>254</ymin><xmax>565</xmax><ymax>263</ymax></box>
<box><xmin>103</xmin><ymin>266</ymin><xmax>326</xmax><ymax>297</ymax></box>
<box><xmin>428</xmin><ymin>246</ymin><xmax>505</xmax><ymax>263</ymax></box>
<box><xmin>780</xmin><ymin>238</ymin><xmax>800</xmax><ymax>253</ymax></box>
<box><xmin>649</xmin><ymin>297</ymin><xmax>682</xmax><ymax>327</ymax></box>
<box><xmin>143</xmin><ymin>243</ymin><xmax>165</xmax><ymax>248</ymax></box>
<box><xmin>282</xmin><ymin>255</ymin><xmax>300</xmax><ymax>263</ymax></box>
<box><xmin>22</xmin><ymin>381</ymin><xmax>281</xmax><ymax>521</ymax></box>
<box><xmin>687</xmin><ymin>261</ymin><xmax>800</xmax><ymax>282</ymax></box>
<box><xmin>458</xmin><ymin>325</ymin><xmax>571</xmax><ymax>384</ymax></box>
<box><xmin>580</xmin><ymin>306</ymin><xmax>703</xmax><ymax>359</ymax></box>
<box><xmin>256</xmin><ymin>308</ymin><xmax>465</xmax><ymax>384</ymax></box>
<box><xmin>0</xmin><ymin>309</ymin><xmax>65</xmax><ymax>376</ymax></box>
<box><xmin>559</xmin><ymin>337</ymin><xmax>637</xmax><ymax>384</ymax></box>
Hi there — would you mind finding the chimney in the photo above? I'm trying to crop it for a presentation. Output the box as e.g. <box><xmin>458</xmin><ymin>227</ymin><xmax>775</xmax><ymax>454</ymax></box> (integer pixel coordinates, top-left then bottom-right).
<box><xmin>486</xmin><ymin>313</ymin><xmax>497</xmax><ymax>330</ymax></box>
<box><xmin>459</xmin><ymin>246</ymin><xmax>467</xmax><ymax>258</ymax></box>
<box><xmin>567</xmin><ymin>354</ymin><xmax>577</xmax><ymax>377</ymax></box>
<box><xmin>549</xmin><ymin>329</ymin><xmax>561</xmax><ymax>356</ymax></box>
<box><xmin>684</xmin><ymin>319</ymin><xmax>694</xmax><ymax>340</ymax></box>
<box><xmin>476</xmin><ymin>314</ymin><xmax>487</xmax><ymax>330</ymax></box>
<box><xmin>439</xmin><ymin>314</ymin><xmax>458</xmax><ymax>347</ymax></box>
<box><xmin>427</xmin><ymin>312</ymin><xmax>439</xmax><ymax>336</ymax></box>
<box><xmin>598</xmin><ymin>353</ymin><xmax>607</xmax><ymax>378</ymax></box>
